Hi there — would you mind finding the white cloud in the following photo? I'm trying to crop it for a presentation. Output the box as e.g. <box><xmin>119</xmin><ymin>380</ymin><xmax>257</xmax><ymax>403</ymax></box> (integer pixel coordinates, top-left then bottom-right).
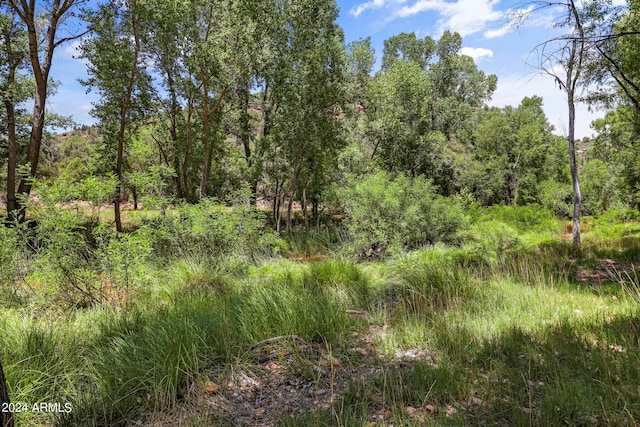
<box><xmin>392</xmin><ymin>0</ymin><xmax>502</xmax><ymax>37</ymax></box>
<box><xmin>484</xmin><ymin>24</ymin><xmax>511</xmax><ymax>39</ymax></box>
<box><xmin>350</xmin><ymin>0</ymin><xmax>407</xmax><ymax>18</ymax></box>
<box><xmin>395</xmin><ymin>0</ymin><xmax>441</xmax><ymax>18</ymax></box>
<box><xmin>490</xmin><ymin>73</ymin><xmax>603</xmax><ymax>139</ymax></box>
<box><xmin>57</xmin><ymin>40</ymin><xmax>83</xmax><ymax>60</ymax></box>
<box><xmin>460</xmin><ymin>47</ymin><xmax>493</xmax><ymax>62</ymax></box>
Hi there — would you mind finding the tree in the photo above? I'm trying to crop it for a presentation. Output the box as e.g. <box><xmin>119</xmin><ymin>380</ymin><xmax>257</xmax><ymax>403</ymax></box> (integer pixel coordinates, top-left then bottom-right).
<box><xmin>381</xmin><ymin>32</ymin><xmax>435</xmax><ymax>71</ymax></box>
<box><xmin>81</xmin><ymin>0</ymin><xmax>150</xmax><ymax>231</ymax></box>
<box><xmin>0</xmin><ymin>10</ymin><xmax>29</xmax><ymax>219</ymax></box>
<box><xmin>259</xmin><ymin>0</ymin><xmax>345</xmax><ymax>231</ymax></box>
<box><xmin>519</xmin><ymin>0</ymin><xmax>590</xmax><ymax>247</ymax></box>
<box><xmin>458</xmin><ymin>97</ymin><xmax>567</xmax><ymax>206</ymax></box>
<box><xmin>2</xmin><ymin>0</ymin><xmax>88</xmax><ymax>222</ymax></box>
<box><xmin>365</xmin><ymin>31</ymin><xmax>496</xmax><ymax>193</ymax></box>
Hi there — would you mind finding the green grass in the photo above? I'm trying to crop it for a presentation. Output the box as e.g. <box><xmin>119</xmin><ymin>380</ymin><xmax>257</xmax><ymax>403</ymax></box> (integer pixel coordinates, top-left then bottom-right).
<box><xmin>1</xmin><ymin>207</ymin><xmax>640</xmax><ymax>425</ymax></box>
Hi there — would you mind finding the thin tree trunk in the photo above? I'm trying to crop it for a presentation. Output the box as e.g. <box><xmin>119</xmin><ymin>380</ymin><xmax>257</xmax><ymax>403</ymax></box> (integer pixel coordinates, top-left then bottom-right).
<box><xmin>199</xmin><ymin>63</ymin><xmax>212</xmax><ymax>199</ymax></box>
<box><xmin>238</xmin><ymin>80</ymin><xmax>255</xmax><ymax>204</ymax></box>
<box><xmin>568</xmin><ymin>81</ymin><xmax>582</xmax><ymax>247</ymax></box>
<box><xmin>115</xmin><ymin>4</ymin><xmax>141</xmax><ymax>232</ymax></box>
<box><xmin>183</xmin><ymin>94</ymin><xmax>194</xmax><ymax>203</ymax></box>
<box><xmin>199</xmin><ymin>86</ymin><xmax>228</xmax><ymax>199</ymax></box>
<box><xmin>566</xmin><ymin>23</ymin><xmax>583</xmax><ymax>248</ymax></box>
<box><xmin>302</xmin><ymin>187</ymin><xmax>309</xmax><ymax>233</ymax></box>
<box><xmin>273</xmin><ymin>179</ymin><xmax>280</xmax><ymax>224</ymax></box>
<box><xmin>0</xmin><ymin>360</ymin><xmax>13</xmax><ymax>427</ymax></box>
<box><xmin>286</xmin><ymin>197</ymin><xmax>293</xmax><ymax>232</ymax></box>
<box><xmin>165</xmin><ymin>69</ymin><xmax>184</xmax><ymax>200</ymax></box>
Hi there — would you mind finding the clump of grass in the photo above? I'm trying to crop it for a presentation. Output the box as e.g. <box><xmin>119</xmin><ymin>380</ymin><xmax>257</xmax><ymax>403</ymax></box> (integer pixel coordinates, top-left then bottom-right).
<box><xmin>302</xmin><ymin>259</ymin><xmax>372</xmax><ymax>309</ymax></box>
<box><xmin>382</xmin><ymin>248</ymin><xmax>476</xmax><ymax>320</ymax></box>
<box><xmin>471</xmin><ymin>204</ymin><xmax>562</xmax><ymax>234</ymax></box>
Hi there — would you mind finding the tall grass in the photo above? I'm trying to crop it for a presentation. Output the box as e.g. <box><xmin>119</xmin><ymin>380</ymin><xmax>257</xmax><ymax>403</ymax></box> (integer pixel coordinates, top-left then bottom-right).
<box><xmin>2</xmin><ymin>204</ymin><xmax>640</xmax><ymax>425</ymax></box>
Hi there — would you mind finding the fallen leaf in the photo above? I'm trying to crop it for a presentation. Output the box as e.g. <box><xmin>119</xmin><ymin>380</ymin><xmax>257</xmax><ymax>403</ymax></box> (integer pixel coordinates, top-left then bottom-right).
<box><xmin>203</xmin><ymin>380</ymin><xmax>220</xmax><ymax>394</ymax></box>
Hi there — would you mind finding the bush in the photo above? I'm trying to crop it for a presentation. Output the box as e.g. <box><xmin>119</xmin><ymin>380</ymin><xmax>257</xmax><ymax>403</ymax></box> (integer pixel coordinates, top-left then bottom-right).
<box><xmin>595</xmin><ymin>207</ymin><xmax>640</xmax><ymax>225</ymax></box>
<box><xmin>145</xmin><ymin>197</ymin><xmax>284</xmax><ymax>260</ymax></box>
<box><xmin>471</xmin><ymin>204</ymin><xmax>560</xmax><ymax>233</ymax></box>
<box><xmin>539</xmin><ymin>180</ymin><xmax>573</xmax><ymax>218</ymax></box>
<box><xmin>339</xmin><ymin>172</ymin><xmax>468</xmax><ymax>255</ymax></box>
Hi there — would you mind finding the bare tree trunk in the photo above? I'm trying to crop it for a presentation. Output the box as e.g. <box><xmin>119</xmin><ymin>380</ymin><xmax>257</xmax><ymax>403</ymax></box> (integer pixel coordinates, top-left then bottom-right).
<box><xmin>0</xmin><ymin>360</ymin><xmax>13</xmax><ymax>427</ymax></box>
<box><xmin>568</xmin><ymin>66</ymin><xmax>582</xmax><ymax>247</ymax></box>
<box><xmin>566</xmin><ymin>8</ymin><xmax>583</xmax><ymax>248</ymax></box>
<box><xmin>273</xmin><ymin>179</ymin><xmax>280</xmax><ymax>225</ymax></box>
<box><xmin>286</xmin><ymin>197</ymin><xmax>293</xmax><ymax>232</ymax></box>
<box><xmin>183</xmin><ymin>94</ymin><xmax>194</xmax><ymax>203</ymax></box>
<box><xmin>302</xmin><ymin>187</ymin><xmax>309</xmax><ymax>233</ymax></box>
<box><xmin>276</xmin><ymin>190</ymin><xmax>284</xmax><ymax>233</ymax></box>
<box><xmin>114</xmin><ymin>5</ymin><xmax>142</xmax><ymax>233</ymax></box>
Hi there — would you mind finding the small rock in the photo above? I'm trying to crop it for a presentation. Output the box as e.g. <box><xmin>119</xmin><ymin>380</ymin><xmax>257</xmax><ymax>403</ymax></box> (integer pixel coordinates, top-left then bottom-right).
<box><xmin>406</xmin><ymin>406</ymin><xmax>418</xmax><ymax>416</ymax></box>
<box><xmin>468</xmin><ymin>397</ymin><xmax>483</xmax><ymax>406</ymax></box>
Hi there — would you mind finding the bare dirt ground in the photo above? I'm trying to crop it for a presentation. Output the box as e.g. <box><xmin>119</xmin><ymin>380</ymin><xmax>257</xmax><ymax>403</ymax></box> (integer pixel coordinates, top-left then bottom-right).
<box><xmin>137</xmin><ymin>325</ymin><xmax>439</xmax><ymax>427</ymax></box>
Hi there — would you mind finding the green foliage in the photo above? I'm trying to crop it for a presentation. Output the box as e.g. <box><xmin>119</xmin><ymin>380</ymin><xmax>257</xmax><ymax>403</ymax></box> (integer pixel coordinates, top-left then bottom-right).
<box><xmin>94</xmin><ymin>225</ymin><xmax>153</xmax><ymax>293</ymax></box>
<box><xmin>596</xmin><ymin>206</ymin><xmax>640</xmax><ymax>224</ymax></box>
<box><xmin>458</xmin><ymin>97</ymin><xmax>568</xmax><ymax>206</ymax></box>
<box><xmin>0</xmin><ymin>224</ymin><xmax>31</xmax><ymax>306</ymax></box>
<box><xmin>539</xmin><ymin>180</ymin><xmax>573</xmax><ymax>218</ymax></box>
<box><xmin>302</xmin><ymin>259</ymin><xmax>372</xmax><ymax>309</ymax></box>
<box><xmin>388</xmin><ymin>249</ymin><xmax>475</xmax><ymax>316</ymax></box>
<box><xmin>472</xmin><ymin>204</ymin><xmax>560</xmax><ymax>233</ymax></box>
<box><xmin>340</xmin><ymin>172</ymin><xmax>468</xmax><ymax>254</ymax></box>
<box><xmin>581</xmin><ymin>158</ymin><xmax>618</xmax><ymax>215</ymax></box>
<box><xmin>147</xmin><ymin>197</ymin><xmax>283</xmax><ymax>260</ymax></box>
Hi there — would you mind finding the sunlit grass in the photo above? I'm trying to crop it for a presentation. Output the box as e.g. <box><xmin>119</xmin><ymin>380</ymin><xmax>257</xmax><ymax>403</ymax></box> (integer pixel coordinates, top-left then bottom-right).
<box><xmin>1</xmin><ymin>206</ymin><xmax>640</xmax><ymax>425</ymax></box>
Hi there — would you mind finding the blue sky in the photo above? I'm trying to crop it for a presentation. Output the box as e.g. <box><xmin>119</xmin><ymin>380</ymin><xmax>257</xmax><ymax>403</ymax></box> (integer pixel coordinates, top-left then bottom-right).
<box><xmin>49</xmin><ymin>0</ymin><xmax>619</xmax><ymax>138</ymax></box>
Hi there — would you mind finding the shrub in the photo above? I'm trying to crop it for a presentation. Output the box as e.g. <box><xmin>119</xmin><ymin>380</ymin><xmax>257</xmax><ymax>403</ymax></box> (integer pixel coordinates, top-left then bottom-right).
<box><xmin>539</xmin><ymin>180</ymin><xmax>573</xmax><ymax>218</ymax></box>
<box><xmin>339</xmin><ymin>172</ymin><xmax>468</xmax><ymax>255</ymax></box>
<box><xmin>471</xmin><ymin>204</ymin><xmax>560</xmax><ymax>233</ymax></box>
<box><xmin>146</xmin><ymin>197</ymin><xmax>284</xmax><ymax>260</ymax></box>
<box><xmin>596</xmin><ymin>207</ymin><xmax>640</xmax><ymax>225</ymax></box>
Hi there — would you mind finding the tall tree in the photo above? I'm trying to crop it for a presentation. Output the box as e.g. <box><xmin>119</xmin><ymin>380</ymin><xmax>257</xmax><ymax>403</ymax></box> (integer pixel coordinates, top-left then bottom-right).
<box><xmin>81</xmin><ymin>0</ymin><xmax>150</xmax><ymax>231</ymax></box>
<box><xmin>267</xmin><ymin>0</ymin><xmax>345</xmax><ymax>231</ymax></box>
<box><xmin>366</xmin><ymin>31</ymin><xmax>496</xmax><ymax>193</ymax></box>
<box><xmin>0</xmin><ymin>10</ymin><xmax>29</xmax><ymax>219</ymax></box>
<box><xmin>2</xmin><ymin>0</ymin><xmax>87</xmax><ymax>221</ymax></box>
<box><xmin>520</xmin><ymin>0</ymin><xmax>590</xmax><ymax>247</ymax></box>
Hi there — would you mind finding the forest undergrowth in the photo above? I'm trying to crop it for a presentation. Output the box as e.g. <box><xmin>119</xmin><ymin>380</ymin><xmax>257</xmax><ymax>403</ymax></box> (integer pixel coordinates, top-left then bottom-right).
<box><xmin>1</xmin><ymin>203</ymin><xmax>639</xmax><ymax>426</ymax></box>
